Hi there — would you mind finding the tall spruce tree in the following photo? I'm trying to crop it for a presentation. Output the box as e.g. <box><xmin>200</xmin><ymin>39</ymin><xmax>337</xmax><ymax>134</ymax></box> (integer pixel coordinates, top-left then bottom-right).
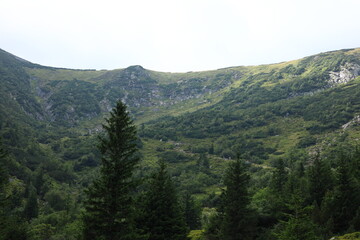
<box><xmin>0</xmin><ymin>137</ymin><xmax>8</xmax><ymax>207</ymax></box>
<box><xmin>0</xmin><ymin>137</ymin><xmax>9</xmax><ymax>236</ymax></box>
<box><xmin>83</xmin><ymin>101</ymin><xmax>141</xmax><ymax>240</ymax></box>
<box><xmin>23</xmin><ymin>185</ymin><xmax>38</xmax><ymax>220</ymax></box>
<box><xmin>272</xmin><ymin>193</ymin><xmax>321</xmax><ymax>240</ymax></box>
<box><xmin>141</xmin><ymin>161</ymin><xmax>188</xmax><ymax>240</ymax></box>
<box><xmin>0</xmin><ymin>137</ymin><xmax>29</xmax><ymax>239</ymax></box>
<box><xmin>183</xmin><ymin>192</ymin><xmax>201</xmax><ymax>230</ymax></box>
<box><xmin>308</xmin><ymin>154</ymin><xmax>333</xmax><ymax>207</ymax></box>
<box><xmin>270</xmin><ymin>159</ymin><xmax>288</xmax><ymax>194</ymax></box>
<box><xmin>221</xmin><ymin>158</ymin><xmax>255</xmax><ymax>240</ymax></box>
<box><xmin>331</xmin><ymin>154</ymin><xmax>359</xmax><ymax>233</ymax></box>
<box><xmin>268</xmin><ymin>159</ymin><xmax>290</xmax><ymax>222</ymax></box>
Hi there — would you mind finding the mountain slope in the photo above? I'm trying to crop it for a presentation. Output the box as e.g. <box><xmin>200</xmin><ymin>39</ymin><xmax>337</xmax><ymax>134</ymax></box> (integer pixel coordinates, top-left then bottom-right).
<box><xmin>141</xmin><ymin>48</ymin><xmax>360</xmax><ymax>162</ymax></box>
<box><xmin>1</xmin><ymin>47</ymin><xmax>360</xmax><ymax>238</ymax></box>
<box><xmin>23</xmin><ymin>61</ymin><xmax>242</xmax><ymax>126</ymax></box>
<box><xmin>1</xmin><ymin>47</ymin><xmax>360</xmax><ymax>170</ymax></box>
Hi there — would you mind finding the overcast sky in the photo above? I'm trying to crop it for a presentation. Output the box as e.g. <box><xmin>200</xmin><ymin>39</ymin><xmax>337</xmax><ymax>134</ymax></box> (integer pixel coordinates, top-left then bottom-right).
<box><xmin>1</xmin><ymin>0</ymin><xmax>359</xmax><ymax>72</ymax></box>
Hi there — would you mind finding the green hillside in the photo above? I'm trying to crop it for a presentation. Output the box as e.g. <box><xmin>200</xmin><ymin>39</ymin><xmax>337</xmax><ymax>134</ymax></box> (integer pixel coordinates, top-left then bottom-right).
<box><xmin>1</xmin><ymin>48</ymin><xmax>360</xmax><ymax>239</ymax></box>
<box><xmin>142</xmin><ymin>48</ymin><xmax>360</xmax><ymax>160</ymax></box>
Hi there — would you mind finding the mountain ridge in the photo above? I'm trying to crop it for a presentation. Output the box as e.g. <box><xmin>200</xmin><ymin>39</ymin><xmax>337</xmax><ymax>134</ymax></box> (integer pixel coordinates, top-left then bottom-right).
<box><xmin>1</xmin><ymin>47</ymin><xmax>360</xmax><ymax>239</ymax></box>
<box><xmin>2</xmin><ymin>47</ymin><xmax>358</xmax><ymax>73</ymax></box>
<box><xmin>2</xmin><ymin>47</ymin><xmax>360</xmax><ymax>134</ymax></box>
<box><xmin>1</xmin><ymin>47</ymin><xmax>360</xmax><ymax>169</ymax></box>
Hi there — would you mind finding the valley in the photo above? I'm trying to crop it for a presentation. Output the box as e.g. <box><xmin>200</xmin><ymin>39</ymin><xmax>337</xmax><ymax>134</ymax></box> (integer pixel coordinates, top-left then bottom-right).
<box><xmin>1</xmin><ymin>47</ymin><xmax>360</xmax><ymax>239</ymax></box>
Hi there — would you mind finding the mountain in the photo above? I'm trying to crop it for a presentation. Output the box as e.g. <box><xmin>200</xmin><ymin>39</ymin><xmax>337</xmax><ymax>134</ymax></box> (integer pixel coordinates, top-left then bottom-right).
<box><xmin>3</xmin><ymin>52</ymin><xmax>239</xmax><ymax>127</ymax></box>
<box><xmin>1</xmin><ymin>46</ymin><xmax>360</xmax><ymax>175</ymax></box>
<box><xmin>1</xmin><ymin>47</ymin><xmax>360</xmax><ymax>238</ymax></box>
<box><xmin>1</xmin><ymin>46</ymin><xmax>360</xmax><ymax>173</ymax></box>
<box><xmin>142</xmin><ymin>48</ymin><xmax>360</xmax><ymax>162</ymax></box>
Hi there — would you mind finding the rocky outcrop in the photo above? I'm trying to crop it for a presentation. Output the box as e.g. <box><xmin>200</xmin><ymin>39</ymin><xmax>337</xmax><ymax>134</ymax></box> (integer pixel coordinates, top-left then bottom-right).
<box><xmin>289</xmin><ymin>62</ymin><xmax>360</xmax><ymax>99</ymax></box>
<box><xmin>329</xmin><ymin>63</ymin><xmax>360</xmax><ymax>86</ymax></box>
<box><xmin>342</xmin><ymin>115</ymin><xmax>360</xmax><ymax>130</ymax></box>
<box><xmin>103</xmin><ymin>66</ymin><xmax>236</xmax><ymax>109</ymax></box>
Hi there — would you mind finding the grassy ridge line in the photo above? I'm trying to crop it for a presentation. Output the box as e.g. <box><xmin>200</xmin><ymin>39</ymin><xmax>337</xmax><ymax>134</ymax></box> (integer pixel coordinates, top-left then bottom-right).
<box><xmin>23</xmin><ymin>48</ymin><xmax>359</xmax><ymax>129</ymax></box>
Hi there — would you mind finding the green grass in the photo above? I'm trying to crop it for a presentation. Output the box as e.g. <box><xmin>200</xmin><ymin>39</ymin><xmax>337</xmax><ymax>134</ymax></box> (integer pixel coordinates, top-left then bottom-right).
<box><xmin>25</xmin><ymin>67</ymin><xmax>107</xmax><ymax>82</ymax></box>
<box><xmin>188</xmin><ymin>230</ymin><xmax>204</xmax><ymax>240</ymax></box>
<box><xmin>333</xmin><ymin>232</ymin><xmax>360</xmax><ymax>240</ymax></box>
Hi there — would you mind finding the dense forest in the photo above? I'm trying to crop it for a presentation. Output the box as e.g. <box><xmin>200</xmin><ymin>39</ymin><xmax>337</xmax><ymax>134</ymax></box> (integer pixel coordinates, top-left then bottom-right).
<box><xmin>1</xmin><ymin>48</ymin><xmax>360</xmax><ymax>239</ymax></box>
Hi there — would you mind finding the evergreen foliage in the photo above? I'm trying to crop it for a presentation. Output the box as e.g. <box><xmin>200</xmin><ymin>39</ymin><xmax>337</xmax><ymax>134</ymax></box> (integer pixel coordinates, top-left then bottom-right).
<box><xmin>0</xmin><ymin>138</ymin><xmax>10</xmax><ymax>238</ymax></box>
<box><xmin>325</xmin><ymin>153</ymin><xmax>360</xmax><ymax>233</ymax></box>
<box><xmin>140</xmin><ymin>161</ymin><xmax>189</xmax><ymax>240</ymax></box>
<box><xmin>34</xmin><ymin>167</ymin><xmax>44</xmax><ymax>197</ymax></box>
<box><xmin>0</xmin><ymin>137</ymin><xmax>8</xmax><ymax>207</ymax></box>
<box><xmin>307</xmin><ymin>153</ymin><xmax>333</xmax><ymax>207</ymax></box>
<box><xmin>205</xmin><ymin>158</ymin><xmax>255</xmax><ymax>240</ymax></box>
<box><xmin>183</xmin><ymin>191</ymin><xmax>202</xmax><ymax>230</ymax></box>
<box><xmin>23</xmin><ymin>184</ymin><xmax>38</xmax><ymax>220</ymax></box>
<box><xmin>82</xmin><ymin>101</ymin><xmax>142</xmax><ymax>240</ymax></box>
<box><xmin>0</xmin><ymin>137</ymin><xmax>30</xmax><ymax>239</ymax></box>
<box><xmin>1</xmin><ymin>48</ymin><xmax>360</xmax><ymax>239</ymax></box>
<box><xmin>272</xmin><ymin>193</ymin><xmax>321</xmax><ymax>240</ymax></box>
<box><xmin>270</xmin><ymin>159</ymin><xmax>288</xmax><ymax>194</ymax></box>
<box><xmin>222</xmin><ymin>158</ymin><xmax>256</xmax><ymax>240</ymax></box>
<box><xmin>266</xmin><ymin>159</ymin><xmax>290</xmax><ymax>223</ymax></box>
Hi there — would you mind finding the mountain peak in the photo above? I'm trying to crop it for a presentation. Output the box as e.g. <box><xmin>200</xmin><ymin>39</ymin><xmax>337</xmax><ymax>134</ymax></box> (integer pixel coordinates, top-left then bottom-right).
<box><xmin>125</xmin><ymin>65</ymin><xmax>145</xmax><ymax>71</ymax></box>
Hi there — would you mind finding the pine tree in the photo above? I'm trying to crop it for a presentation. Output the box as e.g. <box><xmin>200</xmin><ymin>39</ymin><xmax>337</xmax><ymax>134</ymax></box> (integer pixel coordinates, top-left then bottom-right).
<box><xmin>141</xmin><ymin>161</ymin><xmax>188</xmax><ymax>240</ymax></box>
<box><xmin>331</xmin><ymin>154</ymin><xmax>359</xmax><ymax>233</ymax></box>
<box><xmin>34</xmin><ymin>167</ymin><xmax>44</xmax><ymax>197</ymax></box>
<box><xmin>272</xmin><ymin>193</ymin><xmax>321</xmax><ymax>240</ymax></box>
<box><xmin>197</xmin><ymin>153</ymin><xmax>210</xmax><ymax>173</ymax></box>
<box><xmin>183</xmin><ymin>192</ymin><xmax>201</xmax><ymax>230</ymax></box>
<box><xmin>0</xmin><ymin>138</ymin><xmax>29</xmax><ymax>239</ymax></box>
<box><xmin>221</xmin><ymin>158</ymin><xmax>255</xmax><ymax>240</ymax></box>
<box><xmin>209</xmin><ymin>143</ymin><xmax>214</xmax><ymax>155</ymax></box>
<box><xmin>0</xmin><ymin>137</ymin><xmax>8</xmax><ymax>207</ymax></box>
<box><xmin>0</xmin><ymin>137</ymin><xmax>9</xmax><ymax>237</ymax></box>
<box><xmin>23</xmin><ymin>185</ymin><xmax>38</xmax><ymax>220</ymax></box>
<box><xmin>308</xmin><ymin>154</ymin><xmax>333</xmax><ymax>207</ymax></box>
<box><xmin>267</xmin><ymin>159</ymin><xmax>290</xmax><ymax>222</ymax></box>
<box><xmin>83</xmin><ymin>101</ymin><xmax>142</xmax><ymax>240</ymax></box>
<box><xmin>270</xmin><ymin>159</ymin><xmax>288</xmax><ymax>194</ymax></box>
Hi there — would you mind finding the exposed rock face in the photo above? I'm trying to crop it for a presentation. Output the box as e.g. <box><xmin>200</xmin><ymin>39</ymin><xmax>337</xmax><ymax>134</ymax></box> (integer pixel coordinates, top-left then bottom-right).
<box><xmin>329</xmin><ymin>63</ymin><xmax>360</xmax><ymax>86</ymax></box>
<box><xmin>291</xmin><ymin>62</ymin><xmax>360</xmax><ymax>98</ymax></box>
<box><xmin>104</xmin><ymin>66</ymin><xmax>236</xmax><ymax>109</ymax></box>
<box><xmin>342</xmin><ymin>115</ymin><xmax>360</xmax><ymax>130</ymax></box>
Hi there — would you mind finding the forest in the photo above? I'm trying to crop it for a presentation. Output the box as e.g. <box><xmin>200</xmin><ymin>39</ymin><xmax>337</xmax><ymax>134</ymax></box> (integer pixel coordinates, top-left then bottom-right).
<box><xmin>1</xmin><ymin>48</ymin><xmax>360</xmax><ymax>239</ymax></box>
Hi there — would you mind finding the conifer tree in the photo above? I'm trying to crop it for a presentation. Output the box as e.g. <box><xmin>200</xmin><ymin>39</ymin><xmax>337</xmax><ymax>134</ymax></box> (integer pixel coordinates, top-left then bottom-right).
<box><xmin>308</xmin><ymin>154</ymin><xmax>333</xmax><ymax>207</ymax></box>
<box><xmin>0</xmin><ymin>138</ymin><xmax>29</xmax><ymax>239</ymax></box>
<box><xmin>34</xmin><ymin>167</ymin><xmax>44</xmax><ymax>197</ymax></box>
<box><xmin>183</xmin><ymin>191</ymin><xmax>201</xmax><ymax>230</ymax></box>
<box><xmin>0</xmin><ymin>137</ymin><xmax>9</xmax><ymax>236</ymax></box>
<box><xmin>270</xmin><ymin>159</ymin><xmax>288</xmax><ymax>194</ymax></box>
<box><xmin>0</xmin><ymin>137</ymin><xmax>8</xmax><ymax>207</ymax></box>
<box><xmin>23</xmin><ymin>185</ymin><xmax>38</xmax><ymax>220</ymax></box>
<box><xmin>141</xmin><ymin>161</ymin><xmax>188</xmax><ymax>240</ymax></box>
<box><xmin>350</xmin><ymin>207</ymin><xmax>360</xmax><ymax>231</ymax></box>
<box><xmin>197</xmin><ymin>153</ymin><xmax>210</xmax><ymax>173</ymax></box>
<box><xmin>221</xmin><ymin>158</ymin><xmax>255</xmax><ymax>240</ymax></box>
<box><xmin>331</xmin><ymin>155</ymin><xmax>359</xmax><ymax>233</ymax></box>
<box><xmin>272</xmin><ymin>192</ymin><xmax>321</xmax><ymax>240</ymax></box>
<box><xmin>83</xmin><ymin>101</ymin><xmax>142</xmax><ymax>240</ymax></box>
<box><xmin>267</xmin><ymin>159</ymin><xmax>290</xmax><ymax>222</ymax></box>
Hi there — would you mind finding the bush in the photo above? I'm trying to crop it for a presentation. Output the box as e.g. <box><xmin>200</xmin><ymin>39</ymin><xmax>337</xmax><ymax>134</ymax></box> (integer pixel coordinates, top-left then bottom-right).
<box><xmin>333</xmin><ymin>232</ymin><xmax>360</xmax><ymax>240</ymax></box>
<box><xmin>297</xmin><ymin>135</ymin><xmax>317</xmax><ymax>148</ymax></box>
<box><xmin>158</xmin><ymin>150</ymin><xmax>193</xmax><ymax>163</ymax></box>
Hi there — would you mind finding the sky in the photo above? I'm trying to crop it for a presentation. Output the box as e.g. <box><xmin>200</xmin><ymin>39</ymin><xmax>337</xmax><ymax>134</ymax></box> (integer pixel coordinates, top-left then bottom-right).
<box><xmin>0</xmin><ymin>0</ymin><xmax>359</xmax><ymax>72</ymax></box>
